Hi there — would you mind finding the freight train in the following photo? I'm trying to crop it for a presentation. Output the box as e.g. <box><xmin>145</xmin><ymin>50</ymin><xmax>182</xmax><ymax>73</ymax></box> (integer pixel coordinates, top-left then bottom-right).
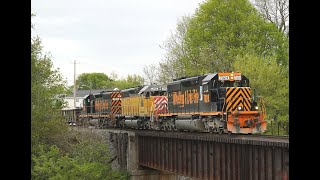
<box><xmin>75</xmin><ymin>72</ymin><xmax>266</xmax><ymax>134</ymax></box>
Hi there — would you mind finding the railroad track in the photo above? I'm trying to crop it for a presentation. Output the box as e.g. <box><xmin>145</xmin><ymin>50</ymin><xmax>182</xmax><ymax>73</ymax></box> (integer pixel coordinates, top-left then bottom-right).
<box><xmin>249</xmin><ymin>134</ymin><xmax>289</xmax><ymax>139</ymax></box>
<box><xmin>77</xmin><ymin>126</ymin><xmax>289</xmax><ymax>145</ymax></box>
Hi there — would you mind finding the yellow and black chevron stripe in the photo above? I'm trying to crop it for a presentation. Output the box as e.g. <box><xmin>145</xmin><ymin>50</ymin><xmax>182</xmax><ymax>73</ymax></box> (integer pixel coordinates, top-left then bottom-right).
<box><xmin>226</xmin><ymin>87</ymin><xmax>252</xmax><ymax>112</ymax></box>
<box><xmin>111</xmin><ymin>92</ymin><xmax>121</xmax><ymax>115</ymax></box>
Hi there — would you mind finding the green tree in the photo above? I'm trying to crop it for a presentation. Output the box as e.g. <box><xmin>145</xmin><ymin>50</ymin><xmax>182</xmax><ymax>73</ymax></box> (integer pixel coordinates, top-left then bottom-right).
<box><xmin>112</xmin><ymin>74</ymin><xmax>144</xmax><ymax>89</ymax></box>
<box><xmin>32</xmin><ymin>14</ymin><xmax>71</xmax><ymax>177</ymax></box>
<box><xmin>75</xmin><ymin>72</ymin><xmax>113</xmax><ymax>90</ymax></box>
<box><xmin>32</xmin><ymin>14</ymin><xmax>129</xmax><ymax>179</ymax></box>
<box><xmin>180</xmin><ymin>0</ymin><xmax>288</xmax><ymax>75</ymax></box>
<box><xmin>73</xmin><ymin>72</ymin><xmax>144</xmax><ymax>91</ymax></box>
<box><xmin>31</xmin><ymin>36</ymin><xmax>68</xmax><ymax>147</ymax></box>
<box><xmin>32</xmin><ymin>142</ymin><xmax>128</xmax><ymax>180</ymax></box>
<box><xmin>234</xmin><ymin>53</ymin><xmax>289</xmax><ymax>134</ymax></box>
<box><xmin>158</xmin><ymin>16</ymin><xmax>191</xmax><ymax>84</ymax></box>
<box><xmin>126</xmin><ymin>74</ymin><xmax>144</xmax><ymax>86</ymax></box>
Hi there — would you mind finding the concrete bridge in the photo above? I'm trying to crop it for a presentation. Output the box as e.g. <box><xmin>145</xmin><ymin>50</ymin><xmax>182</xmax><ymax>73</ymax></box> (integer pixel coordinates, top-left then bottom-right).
<box><xmin>82</xmin><ymin>128</ymin><xmax>289</xmax><ymax>180</ymax></box>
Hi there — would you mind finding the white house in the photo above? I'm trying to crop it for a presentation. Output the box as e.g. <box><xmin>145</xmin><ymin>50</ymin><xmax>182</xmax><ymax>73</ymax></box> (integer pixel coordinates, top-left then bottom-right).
<box><xmin>64</xmin><ymin>89</ymin><xmax>109</xmax><ymax>109</ymax></box>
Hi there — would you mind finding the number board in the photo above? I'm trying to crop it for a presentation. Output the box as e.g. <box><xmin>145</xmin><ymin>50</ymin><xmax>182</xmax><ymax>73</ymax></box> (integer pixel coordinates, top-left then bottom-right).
<box><xmin>234</xmin><ymin>76</ymin><xmax>241</xmax><ymax>80</ymax></box>
<box><xmin>218</xmin><ymin>76</ymin><xmax>229</xmax><ymax>81</ymax></box>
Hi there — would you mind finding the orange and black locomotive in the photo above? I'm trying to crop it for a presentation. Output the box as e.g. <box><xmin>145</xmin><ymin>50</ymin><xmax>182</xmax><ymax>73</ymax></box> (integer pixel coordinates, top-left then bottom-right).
<box><xmin>76</xmin><ymin>72</ymin><xmax>266</xmax><ymax>134</ymax></box>
<box><xmin>159</xmin><ymin>72</ymin><xmax>266</xmax><ymax>134</ymax></box>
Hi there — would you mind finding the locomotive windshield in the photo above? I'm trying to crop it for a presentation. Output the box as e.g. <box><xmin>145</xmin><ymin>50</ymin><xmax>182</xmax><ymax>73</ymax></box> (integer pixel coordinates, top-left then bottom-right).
<box><xmin>217</xmin><ymin>79</ymin><xmax>249</xmax><ymax>88</ymax></box>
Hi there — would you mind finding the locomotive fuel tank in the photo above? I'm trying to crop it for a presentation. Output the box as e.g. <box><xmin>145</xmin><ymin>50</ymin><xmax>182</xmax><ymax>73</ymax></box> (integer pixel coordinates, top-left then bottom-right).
<box><xmin>88</xmin><ymin>119</ymin><xmax>99</xmax><ymax>126</ymax></box>
<box><xmin>124</xmin><ymin>119</ymin><xmax>143</xmax><ymax>128</ymax></box>
<box><xmin>175</xmin><ymin>119</ymin><xmax>206</xmax><ymax>131</ymax></box>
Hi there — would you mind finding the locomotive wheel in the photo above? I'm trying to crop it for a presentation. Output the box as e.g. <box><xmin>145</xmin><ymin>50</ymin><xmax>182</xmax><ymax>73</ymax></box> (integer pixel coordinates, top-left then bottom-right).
<box><xmin>83</xmin><ymin>118</ymin><xmax>89</xmax><ymax>128</ymax></box>
<box><xmin>144</xmin><ymin>122</ymin><xmax>151</xmax><ymax>130</ymax></box>
<box><xmin>209</xmin><ymin>127</ymin><xmax>214</xmax><ymax>134</ymax></box>
<box><xmin>172</xmin><ymin>125</ymin><xmax>178</xmax><ymax>131</ymax></box>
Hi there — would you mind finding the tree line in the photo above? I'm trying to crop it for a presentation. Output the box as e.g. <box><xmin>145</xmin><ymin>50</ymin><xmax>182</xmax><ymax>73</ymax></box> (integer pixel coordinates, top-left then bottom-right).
<box><xmin>70</xmin><ymin>72</ymin><xmax>144</xmax><ymax>92</ymax></box>
<box><xmin>31</xmin><ymin>14</ymin><xmax>128</xmax><ymax>179</ymax></box>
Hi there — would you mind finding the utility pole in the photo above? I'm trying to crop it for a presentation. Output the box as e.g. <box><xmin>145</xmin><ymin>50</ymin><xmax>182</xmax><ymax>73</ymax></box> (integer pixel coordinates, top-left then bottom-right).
<box><xmin>73</xmin><ymin>60</ymin><xmax>80</xmax><ymax>108</ymax></box>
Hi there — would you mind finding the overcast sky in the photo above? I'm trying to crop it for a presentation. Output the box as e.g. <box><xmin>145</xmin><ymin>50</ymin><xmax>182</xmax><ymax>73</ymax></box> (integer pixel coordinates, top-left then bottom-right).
<box><xmin>32</xmin><ymin>0</ymin><xmax>205</xmax><ymax>85</ymax></box>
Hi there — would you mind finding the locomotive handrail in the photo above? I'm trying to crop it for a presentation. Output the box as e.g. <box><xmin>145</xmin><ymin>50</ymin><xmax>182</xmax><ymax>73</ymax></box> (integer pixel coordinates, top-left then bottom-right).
<box><xmin>258</xmin><ymin>96</ymin><xmax>267</xmax><ymax>118</ymax></box>
<box><xmin>221</xmin><ymin>97</ymin><xmax>226</xmax><ymax>113</ymax></box>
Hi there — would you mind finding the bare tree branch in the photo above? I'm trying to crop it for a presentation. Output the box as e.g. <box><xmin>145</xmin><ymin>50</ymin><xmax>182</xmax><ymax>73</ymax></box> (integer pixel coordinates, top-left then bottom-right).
<box><xmin>252</xmin><ymin>0</ymin><xmax>289</xmax><ymax>35</ymax></box>
<box><xmin>143</xmin><ymin>64</ymin><xmax>158</xmax><ymax>85</ymax></box>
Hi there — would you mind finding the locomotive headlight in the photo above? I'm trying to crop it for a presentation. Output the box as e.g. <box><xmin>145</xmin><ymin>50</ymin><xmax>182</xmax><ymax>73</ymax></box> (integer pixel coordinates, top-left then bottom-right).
<box><xmin>237</xmin><ymin>106</ymin><xmax>242</xmax><ymax>111</ymax></box>
<box><xmin>255</xmin><ymin>106</ymin><xmax>259</xmax><ymax>110</ymax></box>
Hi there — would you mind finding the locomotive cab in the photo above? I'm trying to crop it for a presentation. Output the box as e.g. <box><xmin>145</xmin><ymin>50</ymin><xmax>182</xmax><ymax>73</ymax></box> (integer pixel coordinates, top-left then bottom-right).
<box><xmin>140</xmin><ymin>85</ymin><xmax>167</xmax><ymax>98</ymax></box>
<box><xmin>138</xmin><ymin>85</ymin><xmax>168</xmax><ymax>115</ymax></box>
<box><xmin>209</xmin><ymin>72</ymin><xmax>251</xmax><ymax>111</ymax></box>
<box><xmin>82</xmin><ymin>94</ymin><xmax>94</xmax><ymax>114</ymax></box>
